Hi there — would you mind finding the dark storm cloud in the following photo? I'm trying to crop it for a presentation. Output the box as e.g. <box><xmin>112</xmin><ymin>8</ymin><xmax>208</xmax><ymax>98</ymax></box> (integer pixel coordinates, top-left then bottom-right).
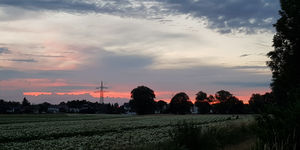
<box><xmin>101</xmin><ymin>54</ymin><xmax>153</xmax><ymax>70</ymax></box>
<box><xmin>8</xmin><ymin>58</ymin><xmax>37</xmax><ymax>62</ymax></box>
<box><xmin>0</xmin><ymin>0</ymin><xmax>151</xmax><ymax>17</ymax></box>
<box><xmin>0</xmin><ymin>70</ymin><xmax>29</xmax><ymax>80</ymax></box>
<box><xmin>0</xmin><ymin>0</ymin><xmax>99</xmax><ymax>13</ymax></box>
<box><xmin>159</xmin><ymin>0</ymin><xmax>280</xmax><ymax>33</ymax></box>
<box><xmin>0</xmin><ymin>0</ymin><xmax>280</xmax><ymax>33</ymax></box>
<box><xmin>240</xmin><ymin>54</ymin><xmax>250</xmax><ymax>57</ymax></box>
<box><xmin>23</xmin><ymin>53</ymin><xmax>65</xmax><ymax>58</ymax></box>
<box><xmin>0</xmin><ymin>69</ymin><xmax>75</xmax><ymax>80</ymax></box>
<box><xmin>0</xmin><ymin>58</ymin><xmax>37</xmax><ymax>62</ymax></box>
<box><xmin>0</xmin><ymin>47</ymin><xmax>11</xmax><ymax>54</ymax></box>
<box><xmin>231</xmin><ymin>65</ymin><xmax>268</xmax><ymax>70</ymax></box>
<box><xmin>214</xmin><ymin>81</ymin><xmax>269</xmax><ymax>88</ymax></box>
<box><xmin>0</xmin><ymin>47</ymin><xmax>63</xmax><ymax>58</ymax></box>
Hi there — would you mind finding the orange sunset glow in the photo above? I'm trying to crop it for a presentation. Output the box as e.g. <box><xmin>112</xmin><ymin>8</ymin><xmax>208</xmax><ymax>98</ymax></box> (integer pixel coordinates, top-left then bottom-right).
<box><xmin>23</xmin><ymin>92</ymin><xmax>52</xmax><ymax>97</ymax></box>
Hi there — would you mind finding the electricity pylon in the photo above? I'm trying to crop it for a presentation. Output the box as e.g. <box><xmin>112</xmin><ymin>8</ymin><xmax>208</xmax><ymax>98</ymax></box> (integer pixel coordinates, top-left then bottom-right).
<box><xmin>96</xmin><ymin>81</ymin><xmax>108</xmax><ymax>104</ymax></box>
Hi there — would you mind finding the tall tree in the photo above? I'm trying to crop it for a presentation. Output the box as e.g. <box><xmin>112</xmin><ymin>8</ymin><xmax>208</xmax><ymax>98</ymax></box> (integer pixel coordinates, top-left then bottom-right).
<box><xmin>255</xmin><ymin>2</ymin><xmax>300</xmax><ymax>149</ymax></box>
<box><xmin>195</xmin><ymin>91</ymin><xmax>207</xmax><ymax>101</ymax></box>
<box><xmin>249</xmin><ymin>92</ymin><xmax>275</xmax><ymax>113</ymax></box>
<box><xmin>267</xmin><ymin>0</ymin><xmax>300</xmax><ymax>105</ymax></box>
<box><xmin>213</xmin><ymin>90</ymin><xmax>244</xmax><ymax>114</ymax></box>
<box><xmin>195</xmin><ymin>91</ymin><xmax>211</xmax><ymax>114</ymax></box>
<box><xmin>169</xmin><ymin>92</ymin><xmax>191</xmax><ymax>114</ymax></box>
<box><xmin>22</xmin><ymin>97</ymin><xmax>30</xmax><ymax>106</ymax></box>
<box><xmin>215</xmin><ymin>90</ymin><xmax>233</xmax><ymax>102</ymax></box>
<box><xmin>130</xmin><ymin>86</ymin><xmax>156</xmax><ymax>115</ymax></box>
<box><xmin>155</xmin><ymin>100</ymin><xmax>168</xmax><ymax>114</ymax></box>
<box><xmin>207</xmin><ymin>95</ymin><xmax>215</xmax><ymax>102</ymax></box>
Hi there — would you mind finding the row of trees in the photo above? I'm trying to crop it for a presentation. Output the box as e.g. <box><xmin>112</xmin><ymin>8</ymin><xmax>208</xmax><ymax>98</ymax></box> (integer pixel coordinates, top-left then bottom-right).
<box><xmin>1</xmin><ymin>89</ymin><xmax>272</xmax><ymax>115</ymax></box>
<box><xmin>0</xmin><ymin>98</ymin><xmax>122</xmax><ymax>114</ymax></box>
<box><xmin>128</xmin><ymin>86</ymin><xmax>274</xmax><ymax>115</ymax></box>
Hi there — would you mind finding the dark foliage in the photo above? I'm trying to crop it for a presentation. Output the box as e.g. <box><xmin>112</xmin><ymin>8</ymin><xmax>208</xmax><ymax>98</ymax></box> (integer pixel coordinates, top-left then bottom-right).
<box><xmin>207</xmin><ymin>95</ymin><xmax>215</xmax><ymax>102</ymax></box>
<box><xmin>249</xmin><ymin>92</ymin><xmax>275</xmax><ymax>113</ymax></box>
<box><xmin>195</xmin><ymin>91</ymin><xmax>214</xmax><ymax>114</ymax></box>
<box><xmin>22</xmin><ymin>97</ymin><xmax>30</xmax><ymax>107</ymax></box>
<box><xmin>0</xmin><ymin>98</ymin><xmax>123</xmax><ymax>114</ymax></box>
<box><xmin>195</xmin><ymin>91</ymin><xmax>207</xmax><ymax>101</ymax></box>
<box><xmin>133</xmin><ymin>122</ymin><xmax>254</xmax><ymax>150</ymax></box>
<box><xmin>255</xmin><ymin>101</ymin><xmax>300</xmax><ymax>150</ymax></box>
<box><xmin>0</xmin><ymin>99</ymin><xmax>21</xmax><ymax>114</ymax></box>
<box><xmin>38</xmin><ymin>102</ymin><xmax>51</xmax><ymax>113</ymax></box>
<box><xmin>215</xmin><ymin>90</ymin><xmax>233</xmax><ymax>103</ymax></box>
<box><xmin>213</xmin><ymin>90</ymin><xmax>244</xmax><ymax>114</ymax></box>
<box><xmin>195</xmin><ymin>101</ymin><xmax>211</xmax><ymax>114</ymax></box>
<box><xmin>195</xmin><ymin>91</ymin><xmax>211</xmax><ymax>114</ymax></box>
<box><xmin>169</xmin><ymin>92</ymin><xmax>192</xmax><ymax>114</ymax></box>
<box><xmin>156</xmin><ymin>100</ymin><xmax>168</xmax><ymax>114</ymax></box>
<box><xmin>130</xmin><ymin>85</ymin><xmax>156</xmax><ymax>115</ymax></box>
<box><xmin>266</xmin><ymin>0</ymin><xmax>300</xmax><ymax>106</ymax></box>
<box><xmin>254</xmin><ymin>1</ymin><xmax>300</xmax><ymax>149</ymax></box>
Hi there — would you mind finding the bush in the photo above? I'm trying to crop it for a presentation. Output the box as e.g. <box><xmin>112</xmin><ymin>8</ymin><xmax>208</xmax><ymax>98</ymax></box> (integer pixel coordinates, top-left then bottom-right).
<box><xmin>253</xmin><ymin>101</ymin><xmax>300</xmax><ymax>150</ymax></box>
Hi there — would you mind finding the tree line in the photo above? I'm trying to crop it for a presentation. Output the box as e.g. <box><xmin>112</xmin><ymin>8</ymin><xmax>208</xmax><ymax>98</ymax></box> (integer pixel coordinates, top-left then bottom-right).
<box><xmin>0</xmin><ymin>87</ymin><xmax>274</xmax><ymax>115</ymax></box>
<box><xmin>128</xmin><ymin>85</ymin><xmax>275</xmax><ymax>115</ymax></box>
<box><xmin>0</xmin><ymin>98</ymin><xmax>121</xmax><ymax>114</ymax></box>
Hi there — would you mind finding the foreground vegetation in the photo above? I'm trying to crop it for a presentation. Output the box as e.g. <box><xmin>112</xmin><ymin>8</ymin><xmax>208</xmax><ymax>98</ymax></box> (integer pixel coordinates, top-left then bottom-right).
<box><xmin>0</xmin><ymin>114</ymin><xmax>254</xmax><ymax>150</ymax></box>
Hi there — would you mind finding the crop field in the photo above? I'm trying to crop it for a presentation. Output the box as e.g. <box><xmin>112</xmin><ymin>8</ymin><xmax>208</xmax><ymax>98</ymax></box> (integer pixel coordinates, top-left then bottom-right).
<box><xmin>0</xmin><ymin>114</ymin><xmax>254</xmax><ymax>150</ymax></box>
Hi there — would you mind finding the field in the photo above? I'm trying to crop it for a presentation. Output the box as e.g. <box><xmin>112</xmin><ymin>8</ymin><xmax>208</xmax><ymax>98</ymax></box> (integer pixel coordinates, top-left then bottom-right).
<box><xmin>0</xmin><ymin>114</ymin><xmax>254</xmax><ymax>150</ymax></box>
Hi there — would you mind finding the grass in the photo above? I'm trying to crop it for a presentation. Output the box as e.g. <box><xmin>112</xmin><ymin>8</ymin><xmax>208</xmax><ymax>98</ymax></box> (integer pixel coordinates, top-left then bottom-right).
<box><xmin>0</xmin><ymin>114</ymin><xmax>255</xmax><ymax>150</ymax></box>
<box><xmin>0</xmin><ymin>114</ymin><xmax>129</xmax><ymax>124</ymax></box>
<box><xmin>131</xmin><ymin>120</ymin><xmax>256</xmax><ymax>150</ymax></box>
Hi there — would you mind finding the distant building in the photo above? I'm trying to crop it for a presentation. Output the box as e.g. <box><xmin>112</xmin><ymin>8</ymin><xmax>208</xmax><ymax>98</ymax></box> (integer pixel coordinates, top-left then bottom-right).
<box><xmin>123</xmin><ymin>103</ymin><xmax>136</xmax><ymax>114</ymax></box>
<box><xmin>58</xmin><ymin>102</ymin><xmax>68</xmax><ymax>112</ymax></box>
<box><xmin>6</xmin><ymin>107</ymin><xmax>15</xmax><ymax>113</ymax></box>
<box><xmin>47</xmin><ymin>106</ymin><xmax>59</xmax><ymax>113</ymax></box>
<box><xmin>68</xmin><ymin>107</ymin><xmax>80</xmax><ymax>113</ymax></box>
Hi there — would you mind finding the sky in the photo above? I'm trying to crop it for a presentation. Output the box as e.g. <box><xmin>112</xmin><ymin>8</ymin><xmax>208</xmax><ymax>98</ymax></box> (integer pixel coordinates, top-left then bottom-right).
<box><xmin>0</xmin><ymin>0</ymin><xmax>280</xmax><ymax>104</ymax></box>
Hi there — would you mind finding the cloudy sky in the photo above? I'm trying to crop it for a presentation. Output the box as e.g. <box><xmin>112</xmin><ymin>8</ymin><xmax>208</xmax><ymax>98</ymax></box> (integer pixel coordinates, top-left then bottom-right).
<box><xmin>0</xmin><ymin>0</ymin><xmax>280</xmax><ymax>104</ymax></box>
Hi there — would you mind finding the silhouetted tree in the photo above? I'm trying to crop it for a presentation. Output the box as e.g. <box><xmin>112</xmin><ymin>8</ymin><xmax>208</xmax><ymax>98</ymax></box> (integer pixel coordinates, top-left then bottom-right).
<box><xmin>249</xmin><ymin>92</ymin><xmax>275</xmax><ymax>113</ymax></box>
<box><xmin>0</xmin><ymin>99</ymin><xmax>21</xmax><ymax>113</ymax></box>
<box><xmin>195</xmin><ymin>91</ymin><xmax>211</xmax><ymax>114</ymax></box>
<box><xmin>22</xmin><ymin>97</ymin><xmax>30</xmax><ymax>106</ymax></box>
<box><xmin>207</xmin><ymin>95</ymin><xmax>215</xmax><ymax>102</ymax></box>
<box><xmin>213</xmin><ymin>91</ymin><xmax>244</xmax><ymax>114</ymax></box>
<box><xmin>155</xmin><ymin>100</ymin><xmax>168</xmax><ymax>114</ymax></box>
<box><xmin>130</xmin><ymin>86</ymin><xmax>156</xmax><ymax>115</ymax></box>
<box><xmin>266</xmin><ymin>0</ymin><xmax>300</xmax><ymax>106</ymax></box>
<box><xmin>21</xmin><ymin>97</ymin><xmax>33</xmax><ymax>113</ymax></box>
<box><xmin>213</xmin><ymin>96</ymin><xmax>244</xmax><ymax>114</ymax></box>
<box><xmin>38</xmin><ymin>102</ymin><xmax>51</xmax><ymax>113</ymax></box>
<box><xmin>226</xmin><ymin>96</ymin><xmax>244</xmax><ymax>114</ymax></box>
<box><xmin>254</xmin><ymin>2</ymin><xmax>300</xmax><ymax>148</ymax></box>
<box><xmin>195</xmin><ymin>91</ymin><xmax>207</xmax><ymax>101</ymax></box>
<box><xmin>215</xmin><ymin>90</ymin><xmax>232</xmax><ymax>103</ymax></box>
<box><xmin>169</xmin><ymin>92</ymin><xmax>191</xmax><ymax>114</ymax></box>
<box><xmin>107</xmin><ymin>103</ymin><xmax>120</xmax><ymax>114</ymax></box>
<box><xmin>196</xmin><ymin>101</ymin><xmax>211</xmax><ymax>114</ymax></box>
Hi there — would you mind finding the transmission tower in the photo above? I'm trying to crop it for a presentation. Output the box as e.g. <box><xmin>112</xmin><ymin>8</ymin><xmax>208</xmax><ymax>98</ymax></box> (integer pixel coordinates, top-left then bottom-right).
<box><xmin>96</xmin><ymin>81</ymin><xmax>108</xmax><ymax>104</ymax></box>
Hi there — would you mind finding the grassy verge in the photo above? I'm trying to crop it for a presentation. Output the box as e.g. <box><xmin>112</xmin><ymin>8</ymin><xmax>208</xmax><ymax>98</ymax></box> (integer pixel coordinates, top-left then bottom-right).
<box><xmin>131</xmin><ymin>121</ymin><xmax>256</xmax><ymax>150</ymax></box>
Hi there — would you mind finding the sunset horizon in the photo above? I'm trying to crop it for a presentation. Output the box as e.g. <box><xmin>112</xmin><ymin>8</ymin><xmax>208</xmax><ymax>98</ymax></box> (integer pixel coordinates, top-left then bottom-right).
<box><xmin>0</xmin><ymin>0</ymin><xmax>278</xmax><ymax>105</ymax></box>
